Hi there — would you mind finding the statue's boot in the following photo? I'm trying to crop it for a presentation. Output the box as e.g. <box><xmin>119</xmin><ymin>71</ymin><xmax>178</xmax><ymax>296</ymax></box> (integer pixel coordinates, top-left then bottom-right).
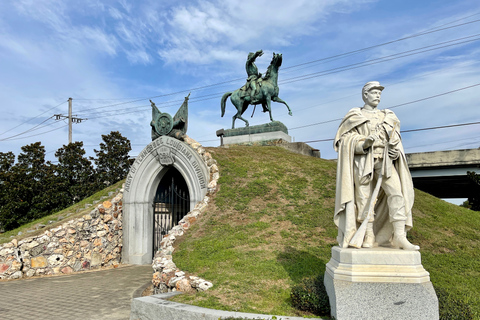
<box><xmin>362</xmin><ymin>222</ymin><xmax>376</xmax><ymax>248</ymax></box>
<box><xmin>392</xmin><ymin>221</ymin><xmax>420</xmax><ymax>250</ymax></box>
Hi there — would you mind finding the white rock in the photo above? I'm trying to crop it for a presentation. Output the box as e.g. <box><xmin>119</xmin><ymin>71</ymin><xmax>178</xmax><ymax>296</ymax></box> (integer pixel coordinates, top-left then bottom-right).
<box><xmin>175</xmin><ymin>271</ymin><xmax>185</xmax><ymax>277</ymax></box>
<box><xmin>197</xmin><ymin>281</ymin><xmax>213</xmax><ymax>291</ymax></box>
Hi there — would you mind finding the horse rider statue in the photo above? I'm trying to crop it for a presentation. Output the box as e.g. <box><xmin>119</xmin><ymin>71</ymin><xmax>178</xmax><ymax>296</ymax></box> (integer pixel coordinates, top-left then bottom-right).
<box><xmin>244</xmin><ymin>50</ymin><xmax>264</xmax><ymax>101</ymax></box>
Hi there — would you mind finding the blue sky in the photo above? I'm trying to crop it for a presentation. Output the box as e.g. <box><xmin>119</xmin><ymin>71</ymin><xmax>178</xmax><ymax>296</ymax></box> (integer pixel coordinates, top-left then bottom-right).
<box><xmin>0</xmin><ymin>0</ymin><xmax>479</xmax><ymax>163</ymax></box>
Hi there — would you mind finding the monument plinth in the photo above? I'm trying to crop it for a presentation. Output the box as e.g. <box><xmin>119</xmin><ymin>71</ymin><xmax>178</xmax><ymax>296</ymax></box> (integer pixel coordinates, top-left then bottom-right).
<box><xmin>221</xmin><ymin>121</ymin><xmax>291</xmax><ymax>145</ymax></box>
<box><xmin>324</xmin><ymin>247</ymin><xmax>438</xmax><ymax>320</ymax></box>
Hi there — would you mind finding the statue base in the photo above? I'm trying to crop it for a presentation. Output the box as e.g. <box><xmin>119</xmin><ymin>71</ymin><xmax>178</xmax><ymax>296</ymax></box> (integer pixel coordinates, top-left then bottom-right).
<box><xmin>223</xmin><ymin>121</ymin><xmax>291</xmax><ymax>145</ymax></box>
<box><xmin>324</xmin><ymin>246</ymin><xmax>439</xmax><ymax>320</ymax></box>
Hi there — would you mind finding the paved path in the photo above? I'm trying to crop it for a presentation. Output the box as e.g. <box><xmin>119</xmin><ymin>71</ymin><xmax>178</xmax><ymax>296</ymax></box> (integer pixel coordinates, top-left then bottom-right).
<box><xmin>0</xmin><ymin>265</ymin><xmax>152</xmax><ymax>320</ymax></box>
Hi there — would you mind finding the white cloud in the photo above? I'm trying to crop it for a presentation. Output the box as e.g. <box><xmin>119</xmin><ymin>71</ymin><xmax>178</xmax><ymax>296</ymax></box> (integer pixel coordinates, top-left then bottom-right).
<box><xmin>158</xmin><ymin>0</ymin><xmax>377</xmax><ymax>64</ymax></box>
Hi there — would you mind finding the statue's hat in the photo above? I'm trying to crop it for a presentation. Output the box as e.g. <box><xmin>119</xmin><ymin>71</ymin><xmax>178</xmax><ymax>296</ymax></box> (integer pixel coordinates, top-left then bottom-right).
<box><xmin>362</xmin><ymin>81</ymin><xmax>384</xmax><ymax>95</ymax></box>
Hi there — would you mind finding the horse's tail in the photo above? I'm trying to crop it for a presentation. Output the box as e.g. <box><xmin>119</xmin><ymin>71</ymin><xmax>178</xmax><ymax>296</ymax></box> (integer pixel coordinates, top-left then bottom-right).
<box><xmin>221</xmin><ymin>92</ymin><xmax>233</xmax><ymax>117</ymax></box>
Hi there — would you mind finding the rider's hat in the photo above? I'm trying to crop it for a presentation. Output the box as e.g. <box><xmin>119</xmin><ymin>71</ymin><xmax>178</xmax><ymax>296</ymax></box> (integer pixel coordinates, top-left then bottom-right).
<box><xmin>362</xmin><ymin>81</ymin><xmax>384</xmax><ymax>96</ymax></box>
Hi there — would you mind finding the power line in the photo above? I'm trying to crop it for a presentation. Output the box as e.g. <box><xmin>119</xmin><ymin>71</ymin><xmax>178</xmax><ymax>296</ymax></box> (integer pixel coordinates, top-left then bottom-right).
<box><xmin>408</xmin><ymin>136</ymin><xmax>480</xmax><ymax>150</ymax></box>
<box><xmin>0</xmin><ymin>117</ymin><xmax>57</xmax><ymax>141</ymax></box>
<box><xmin>401</xmin><ymin>121</ymin><xmax>480</xmax><ymax>133</ymax></box>
<box><xmin>280</xmin><ymin>35</ymin><xmax>480</xmax><ymax>84</ymax></box>
<box><xmin>302</xmin><ymin>121</ymin><xmax>480</xmax><ymax>144</ymax></box>
<box><xmin>77</xmin><ymin>33</ymin><xmax>480</xmax><ymax>121</ymax></box>
<box><xmin>289</xmin><ymin>82</ymin><xmax>480</xmax><ymax>131</ymax></box>
<box><xmin>282</xmin><ymin>18</ymin><xmax>480</xmax><ymax>72</ymax></box>
<box><xmin>77</xmin><ymin>38</ymin><xmax>480</xmax><ymax>119</ymax></box>
<box><xmin>2</xmin><ymin>124</ymin><xmax>69</xmax><ymax>142</ymax></box>
<box><xmin>0</xmin><ymin>100</ymin><xmax>67</xmax><ymax>137</ymax></box>
<box><xmin>72</xmin><ymin>18</ymin><xmax>480</xmax><ymax>114</ymax></box>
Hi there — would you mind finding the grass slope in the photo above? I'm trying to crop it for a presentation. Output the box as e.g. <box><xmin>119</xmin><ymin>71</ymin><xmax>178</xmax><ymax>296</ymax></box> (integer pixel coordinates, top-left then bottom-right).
<box><xmin>172</xmin><ymin>146</ymin><xmax>480</xmax><ymax>318</ymax></box>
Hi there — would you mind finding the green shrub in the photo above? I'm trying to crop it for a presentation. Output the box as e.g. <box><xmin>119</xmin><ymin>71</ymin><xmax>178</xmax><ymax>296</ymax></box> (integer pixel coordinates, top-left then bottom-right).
<box><xmin>290</xmin><ymin>274</ymin><xmax>330</xmax><ymax>316</ymax></box>
<box><xmin>435</xmin><ymin>286</ymin><xmax>474</xmax><ymax>320</ymax></box>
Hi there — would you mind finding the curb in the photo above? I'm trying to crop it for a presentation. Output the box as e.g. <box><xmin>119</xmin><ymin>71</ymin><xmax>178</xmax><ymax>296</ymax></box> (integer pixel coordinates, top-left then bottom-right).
<box><xmin>130</xmin><ymin>292</ymin><xmax>326</xmax><ymax>320</ymax></box>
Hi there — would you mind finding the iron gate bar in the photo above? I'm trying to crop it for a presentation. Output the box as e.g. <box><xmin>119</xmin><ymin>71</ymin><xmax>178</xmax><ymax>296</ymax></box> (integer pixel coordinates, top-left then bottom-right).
<box><xmin>153</xmin><ymin>176</ymin><xmax>190</xmax><ymax>255</ymax></box>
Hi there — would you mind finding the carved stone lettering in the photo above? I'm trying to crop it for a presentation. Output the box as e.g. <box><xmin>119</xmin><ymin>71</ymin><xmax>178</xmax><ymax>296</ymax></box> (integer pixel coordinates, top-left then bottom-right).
<box><xmin>156</xmin><ymin>146</ymin><xmax>174</xmax><ymax>166</ymax></box>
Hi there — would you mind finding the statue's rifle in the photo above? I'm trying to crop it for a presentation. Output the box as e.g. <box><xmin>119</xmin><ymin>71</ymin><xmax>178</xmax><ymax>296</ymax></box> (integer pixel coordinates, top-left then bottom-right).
<box><xmin>349</xmin><ymin>121</ymin><xmax>398</xmax><ymax>249</ymax></box>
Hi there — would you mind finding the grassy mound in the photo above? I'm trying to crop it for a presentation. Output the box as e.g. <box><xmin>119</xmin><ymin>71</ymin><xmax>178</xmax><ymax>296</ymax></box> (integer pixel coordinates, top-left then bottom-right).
<box><xmin>171</xmin><ymin>146</ymin><xmax>480</xmax><ymax>319</ymax></box>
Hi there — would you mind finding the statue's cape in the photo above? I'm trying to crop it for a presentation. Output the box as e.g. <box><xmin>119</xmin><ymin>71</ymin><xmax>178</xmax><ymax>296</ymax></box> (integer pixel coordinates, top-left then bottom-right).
<box><xmin>333</xmin><ymin>107</ymin><xmax>414</xmax><ymax>247</ymax></box>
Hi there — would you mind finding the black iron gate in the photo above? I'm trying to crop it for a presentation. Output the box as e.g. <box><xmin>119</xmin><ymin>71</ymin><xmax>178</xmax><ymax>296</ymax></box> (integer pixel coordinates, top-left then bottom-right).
<box><xmin>153</xmin><ymin>174</ymin><xmax>190</xmax><ymax>254</ymax></box>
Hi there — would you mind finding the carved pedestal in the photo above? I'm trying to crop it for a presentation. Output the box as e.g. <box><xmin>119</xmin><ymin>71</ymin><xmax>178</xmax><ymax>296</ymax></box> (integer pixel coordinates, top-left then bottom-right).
<box><xmin>222</xmin><ymin>121</ymin><xmax>291</xmax><ymax>145</ymax></box>
<box><xmin>324</xmin><ymin>246</ymin><xmax>439</xmax><ymax>320</ymax></box>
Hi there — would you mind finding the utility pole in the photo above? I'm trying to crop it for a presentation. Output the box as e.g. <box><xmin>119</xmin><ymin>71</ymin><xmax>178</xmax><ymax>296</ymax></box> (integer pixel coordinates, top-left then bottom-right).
<box><xmin>68</xmin><ymin>97</ymin><xmax>73</xmax><ymax>143</ymax></box>
<box><xmin>54</xmin><ymin>98</ymin><xmax>87</xmax><ymax>144</ymax></box>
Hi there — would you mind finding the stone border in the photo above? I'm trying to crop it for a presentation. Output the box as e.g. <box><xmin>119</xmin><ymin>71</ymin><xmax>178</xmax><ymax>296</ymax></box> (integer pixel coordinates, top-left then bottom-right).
<box><xmin>151</xmin><ymin>136</ymin><xmax>219</xmax><ymax>293</ymax></box>
<box><xmin>131</xmin><ymin>292</ymin><xmax>325</xmax><ymax>320</ymax></box>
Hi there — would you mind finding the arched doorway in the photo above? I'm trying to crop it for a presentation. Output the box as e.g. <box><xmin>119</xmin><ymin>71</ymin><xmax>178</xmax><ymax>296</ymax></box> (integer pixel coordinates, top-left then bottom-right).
<box><xmin>123</xmin><ymin>136</ymin><xmax>209</xmax><ymax>265</ymax></box>
<box><xmin>153</xmin><ymin>167</ymin><xmax>190</xmax><ymax>254</ymax></box>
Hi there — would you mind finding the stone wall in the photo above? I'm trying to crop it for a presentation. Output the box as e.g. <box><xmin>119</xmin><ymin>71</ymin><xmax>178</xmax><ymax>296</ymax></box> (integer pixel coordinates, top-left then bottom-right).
<box><xmin>0</xmin><ymin>192</ymin><xmax>124</xmax><ymax>280</ymax></box>
<box><xmin>151</xmin><ymin>137</ymin><xmax>219</xmax><ymax>294</ymax></box>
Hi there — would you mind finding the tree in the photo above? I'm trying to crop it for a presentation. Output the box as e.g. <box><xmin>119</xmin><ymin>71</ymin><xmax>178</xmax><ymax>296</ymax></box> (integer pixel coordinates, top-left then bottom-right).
<box><xmin>0</xmin><ymin>143</ymin><xmax>60</xmax><ymax>230</ymax></box>
<box><xmin>466</xmin><ymin>171</ymin><xmax>480</xmax><ymax>211</ymax></box>
<box><xmin>55</xmin><ymin>141</ymin><xmax>97</xmax><ymax>206</ymax></box>
<box><xmin>91</xmin><ymin>131</ymin><xmax>132</xmax><ymax>186</ymax></box>
<box><xmin>0</xmin><ymin>152</ymin><xmax>15</xmax><ymax>231</ymax></box>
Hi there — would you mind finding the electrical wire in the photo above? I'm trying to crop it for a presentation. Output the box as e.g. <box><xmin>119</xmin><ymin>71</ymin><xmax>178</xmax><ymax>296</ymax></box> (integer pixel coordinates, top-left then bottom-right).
<box><xmin>4</xmin><ymin>13</ymin><xmax>480</xmax><ymax>145</ymax></box>
<box><xmin>280</xmin><ymin>35</ymin><xmax>480</xmax><ymax>84</ymax></box>
<box><xmin>0</xmin><ymin>100</ymin><xmax>67</xmax><ymax>137</ymax></box>
<box><xmin>0</xmin><ymin>117</ymin><xmax>57</xmax><ymax>141</ymax></box>
<box><xmin>302</xmin><ymin>121</ymin><xmax>480</xmax><ymax>144</ymax></box>
<box><xmin>77</xmin><ymin>34</ymin><xmax>480</xmax><ymax>120</ymax></box>
<box><xmin>282</xmin><ymin>18</ymin><xmax>480</xmax><ymax>72</ymax></box>
<box><xmin>2</xmin><ymin>124</ymin><xmax>69</xmax><ymax>141</ymax></box>
<box><xmin>71</xmin><ymin>18</ymin><xmax>480</xmax><ymax>113</ymax></box>
<box><xmin>289</xmin><ymin>82</ymin><xmax>480</xmax><ymax>131</ymax></box>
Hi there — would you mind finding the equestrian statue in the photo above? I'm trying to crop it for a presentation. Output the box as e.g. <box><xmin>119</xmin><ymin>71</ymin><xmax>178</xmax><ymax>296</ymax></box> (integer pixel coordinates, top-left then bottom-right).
<box><xmin>221</xmin><ymin>50</ymin><xmax>293</xmax><ymax>129</ymax></box>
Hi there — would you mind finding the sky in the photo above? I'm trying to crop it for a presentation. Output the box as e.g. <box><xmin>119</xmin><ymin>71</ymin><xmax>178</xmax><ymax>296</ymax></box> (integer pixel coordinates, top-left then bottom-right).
<box><xmin>0</xmin><ymin>0</ymin><xmax>479</xmax><ymax>167</ymax></box>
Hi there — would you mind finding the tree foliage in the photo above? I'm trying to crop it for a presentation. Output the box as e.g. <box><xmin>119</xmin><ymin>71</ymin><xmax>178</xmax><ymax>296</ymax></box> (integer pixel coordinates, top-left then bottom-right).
<box><xmin>466</xmin><ymin>171</ymin><xmax>480</xmax><ymax>211</ymax></box>
<box><xmin>0</xmin><ymin>131</ymin><xmax>132</xmax><ymax>232</ymax></box>
<box><xmin>0</xmin><ymin>152</ymin><xmax>16</xmax><ymax>231</ymax></box>
<box><xmin>0</xmin><ymin>143</ymin><xmax>60</xmax><ymax>230</ymax></box>
<box><xmin>55</xmin><ymin>141</ymin><xmax>97</xmax><ymax>205</ymax></box>
<box><xmin>91</xmin><ymin>131</ymin><xmax>132</xmax><ymax>186</ymax></box>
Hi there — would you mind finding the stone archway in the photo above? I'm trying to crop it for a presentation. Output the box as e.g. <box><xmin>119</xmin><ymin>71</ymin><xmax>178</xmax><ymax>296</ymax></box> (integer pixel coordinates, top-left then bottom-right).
<box><xmin>122</xmin><ymin>136</ymin><xmax>209</xmax><ymax>265</ymax></box>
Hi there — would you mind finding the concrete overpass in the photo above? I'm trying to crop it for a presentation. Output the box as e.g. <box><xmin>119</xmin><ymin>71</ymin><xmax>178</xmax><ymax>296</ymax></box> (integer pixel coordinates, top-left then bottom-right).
<box><xmin>406</xmin><ymin>148</ymin><xmax>480</xmax><ymax>199</ymax></box>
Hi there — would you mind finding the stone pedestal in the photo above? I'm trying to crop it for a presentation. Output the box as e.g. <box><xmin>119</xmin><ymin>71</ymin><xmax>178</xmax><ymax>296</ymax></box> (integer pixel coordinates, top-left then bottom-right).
<box><xmin>324</xmin><ymin>246</ymin><xmax>439</xmax><ymax>320</ymax></box>
<box><xmin>222</xmin><ymin>121</ymin><xmax>291</xmax><ymax>145</ymax></box>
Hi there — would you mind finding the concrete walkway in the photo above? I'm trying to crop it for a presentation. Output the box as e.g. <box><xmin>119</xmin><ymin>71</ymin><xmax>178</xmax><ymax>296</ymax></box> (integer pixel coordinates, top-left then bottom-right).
<box><xmin>0</xmin><ymin>264</ymin><xmax>152</xmax><ymax>320</ymax></box>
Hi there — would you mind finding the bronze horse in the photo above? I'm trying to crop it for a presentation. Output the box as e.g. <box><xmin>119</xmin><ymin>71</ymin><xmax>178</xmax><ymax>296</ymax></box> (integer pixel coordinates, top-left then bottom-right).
<box><xmin>221</xmin><ymin>53</ymin><xmax>292</xmax><ymax>129</ymax></box>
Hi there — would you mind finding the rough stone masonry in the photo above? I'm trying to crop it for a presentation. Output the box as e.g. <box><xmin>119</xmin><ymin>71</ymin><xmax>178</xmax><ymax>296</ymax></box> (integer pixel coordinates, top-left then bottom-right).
<box><xmin>0</xmin><ymin>194</ymin><xmax>124</xmax><ymax>280</ymax></box>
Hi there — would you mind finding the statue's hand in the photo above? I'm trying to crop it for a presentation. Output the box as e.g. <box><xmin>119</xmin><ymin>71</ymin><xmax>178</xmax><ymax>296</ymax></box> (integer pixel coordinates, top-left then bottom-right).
<box><xmin>388</xmin><ymin>146</ymin><xmax>400</xmax><ymax>160</ymax></box>
<box><xmin>257</xmin><ymin>50</ymin><xmax>263</xmax><ymax>57</ymax></box>
<box><xmin>363</xmin><ymin>135</ymin><xmax>377</xmax><ymax>150</ymax></box>
<box><xmin>288</xmin><ymin>111</ymin><xmax>293</xmax><ymax>116</ymax></box>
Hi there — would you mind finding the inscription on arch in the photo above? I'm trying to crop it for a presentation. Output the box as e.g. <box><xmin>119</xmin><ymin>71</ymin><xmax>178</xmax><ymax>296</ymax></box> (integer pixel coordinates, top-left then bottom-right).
<box><xmin>124</xmin><ymin>137</ymin><xmax>207</xmax><ymax>193</ymax></box>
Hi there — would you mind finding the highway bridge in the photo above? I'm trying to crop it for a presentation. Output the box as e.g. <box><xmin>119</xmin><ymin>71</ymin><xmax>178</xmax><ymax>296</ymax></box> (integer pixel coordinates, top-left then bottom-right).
<box><xmin>406</xmin><ymin>148</ymin><xmax>480</xmax><ymax>200</ymax></box>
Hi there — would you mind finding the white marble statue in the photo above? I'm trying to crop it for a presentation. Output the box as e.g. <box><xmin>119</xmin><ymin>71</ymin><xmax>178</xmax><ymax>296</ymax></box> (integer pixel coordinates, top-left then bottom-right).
<box><xmin>333</xmin><ymin>81</ymin><xmax>419</xmax><ymax>250</ymax></box>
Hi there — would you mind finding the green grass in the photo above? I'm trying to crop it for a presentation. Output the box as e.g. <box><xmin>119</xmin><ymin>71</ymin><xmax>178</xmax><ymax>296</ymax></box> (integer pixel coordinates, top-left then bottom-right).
<box><xmin>0</xmin><ymin>180</ymin><xmax>125</xmax><ymax>245</ymax></box>
<box><xmin>171</xmin><ymin>145</ymin><xmax>480</xmax><ymax>318</ymax></box>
